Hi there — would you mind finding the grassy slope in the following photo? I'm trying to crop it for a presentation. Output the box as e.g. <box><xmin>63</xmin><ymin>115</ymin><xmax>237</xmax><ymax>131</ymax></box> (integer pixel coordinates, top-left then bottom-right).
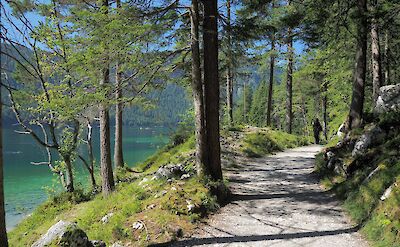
<box><xmin>9</xmin><ymin>127</ymin><xmax>308</xmax><ymax>246</ymax></box>
<box><xmin>239</xmin><ymin>127</ymin><xmax>310</xmax><ymax>158</ymax></box>
<box><xmin>315</xmin><ymin>130</ymin><xmax>400</xmax><ymax>247</ymax></box>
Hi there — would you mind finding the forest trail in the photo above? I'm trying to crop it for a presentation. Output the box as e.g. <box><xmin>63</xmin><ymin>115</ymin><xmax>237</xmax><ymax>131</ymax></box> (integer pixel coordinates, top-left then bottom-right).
<box><xmin>173</xmin><ymin>145</ymin><xmax>369</xmax><ymax>247</ymax></box>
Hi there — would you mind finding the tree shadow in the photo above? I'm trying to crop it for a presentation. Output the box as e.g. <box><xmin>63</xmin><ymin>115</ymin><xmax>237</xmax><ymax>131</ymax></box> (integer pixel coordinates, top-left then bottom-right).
<box><xmin>149</xmin><ymin>225</ymin><xmax>360</xmax><ymax>247</ymax></box>
<box><xmin>230</xmin><ymin>191</ymin><xmax>338</xmax><ymax>207</ymax></box>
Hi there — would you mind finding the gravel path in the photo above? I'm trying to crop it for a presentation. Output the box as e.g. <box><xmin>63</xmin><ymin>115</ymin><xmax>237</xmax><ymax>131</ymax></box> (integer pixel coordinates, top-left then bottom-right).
<box><xmin>172</xmin><ymin>145</ymin><xmax>369</xmax><ymax>247</ymax></box>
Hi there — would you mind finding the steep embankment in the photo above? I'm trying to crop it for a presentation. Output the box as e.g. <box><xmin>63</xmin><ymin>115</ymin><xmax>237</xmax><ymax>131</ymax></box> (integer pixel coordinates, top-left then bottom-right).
<box><xmin>8</xmin><ymin>127</ymin><xmax>307</xmax><ymax>246</ymax></box>
<box><xmin>315</xmin><ymin>98</ymin><xmax>400</xmax><ymax>246</ymax></box>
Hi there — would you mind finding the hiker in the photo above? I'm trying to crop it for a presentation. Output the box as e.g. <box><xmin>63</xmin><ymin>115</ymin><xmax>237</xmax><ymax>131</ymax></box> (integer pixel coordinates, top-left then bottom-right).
<box><xmin>313</xmin><ymin>118</ymin><xmax>323</xmax><ymax>144</ymax></box>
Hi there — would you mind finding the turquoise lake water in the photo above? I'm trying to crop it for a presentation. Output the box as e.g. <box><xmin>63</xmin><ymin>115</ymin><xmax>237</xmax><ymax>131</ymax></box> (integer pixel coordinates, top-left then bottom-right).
<box><xmin>3</xmin><ymin>125</ymin><xmax>170</xmax><ymax>230</ymax></box>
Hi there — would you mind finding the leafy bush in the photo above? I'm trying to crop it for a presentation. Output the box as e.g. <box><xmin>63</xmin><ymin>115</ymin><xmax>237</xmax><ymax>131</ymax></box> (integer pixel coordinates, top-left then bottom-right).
<box><xmin>51</xmin><ymin>189</ymin><xmax>92</xmax><ymax>204</ymax></box>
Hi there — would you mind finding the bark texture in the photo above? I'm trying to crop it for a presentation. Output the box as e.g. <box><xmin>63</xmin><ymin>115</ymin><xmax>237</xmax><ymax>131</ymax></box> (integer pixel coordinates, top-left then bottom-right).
<box><xmin>114</xmin><ymin>63</ymin><xmax>124</xmax><ymax>168</ymax></box>
<box><xmin>348</xmin><ymin>0</ymin><xmax>368</xmax><ymax>129</ymax></box>
<box><xmin>0</xmin><ymin>85</ymin><xmax>8</xmax><ymax>246</ymax></box>
<box><xmin>384</xmin><ymin>31</ymin><xmax>389</xmax><ymax>85</ymax></box>
<box><xmin>322</xmin><ymin>82</ymin><xmax>328</xmax><ymax>141</ymax></box>
<box><xmin>286</xmin><ymin>25</ymin><xmax>293</xmax><ymax>134</ymax></box>
<box><xmin>64</xmin><ymin>155</ymin><xmax>74</xmax><ymax>192</ymax></box>
<box><xmin>191</xmin><ymin>0</ymin><xmax>208</xmax><ymax>176</ymax></box>
<box><xmin>371</xmin><ymin>0</ymin><xmax>382</xmax><ymax>104</ymax></box>
<box><xmin>87</xmin><ymin>122</ymin><xmax>96</xmax><ymax>189</ymax></box>
<box><xmin>266</xmin><ymin>35</ymin><xmax>275</xmax><ymax>127</ymax></box>
<box><xmin>203</xmin><ymin>0</ymin><xmax>223</xmax><ymax>181</ymax></box>
<box><xmin>226</xmin><ymin>0</ymin><xmax>233</xmax><ymax>125</ymax></box>
<box><xmin>114</xmin><ymin>0</ymin><xmax>124</xmax><ymax>169</ymax></box>
<box><xmin>99</xmin><ymin>0</ymin><xmax>115</xmax><ymax>196</ymax></box>
<box><xmin>100</xmin><ymin>67</ymin><xmax>115</xmax><ymax>196</ymax></box>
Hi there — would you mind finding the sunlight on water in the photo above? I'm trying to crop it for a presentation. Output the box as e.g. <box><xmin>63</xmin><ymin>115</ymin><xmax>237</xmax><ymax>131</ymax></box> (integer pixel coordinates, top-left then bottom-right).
<box><xmin>3</xmin><ymin>125</ymin><xmax>170</xmax><ymax>230</ymax></box>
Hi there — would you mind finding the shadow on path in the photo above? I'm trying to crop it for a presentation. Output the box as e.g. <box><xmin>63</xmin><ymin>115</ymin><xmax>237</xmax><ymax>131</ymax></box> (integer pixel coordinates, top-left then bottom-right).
<box><xmin>149</xmin><ymin>226</ymin><xmax>360</xmax><ymax>247</ymax></box>
<box><xmin>230</xmin><ymin>191</ymin><xmax>337</xmax><ymax>203</ymax></box>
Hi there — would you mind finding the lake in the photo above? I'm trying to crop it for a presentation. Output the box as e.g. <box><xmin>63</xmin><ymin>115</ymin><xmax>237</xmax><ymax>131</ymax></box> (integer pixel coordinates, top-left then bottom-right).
<box><xmin>3</xmin><ymin>125</ymin><xmax>170</xmax><ymax>230</ymax></box>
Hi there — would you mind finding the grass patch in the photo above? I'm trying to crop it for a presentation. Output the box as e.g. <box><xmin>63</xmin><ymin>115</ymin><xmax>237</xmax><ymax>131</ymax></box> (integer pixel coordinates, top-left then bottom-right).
<box><xmin>315</xmin><ymin>126</ymin><xmax>400</xmax><ymax>247</ymax></box>
<box><xmin>8</xmin><ymin>136</ymin><xmax>218</xmax><ymax>246</ymax></box>
<box><xmin>241</xmin><ymin>129</ymin><xmax>309</xmax><ymax>157</ymax></box>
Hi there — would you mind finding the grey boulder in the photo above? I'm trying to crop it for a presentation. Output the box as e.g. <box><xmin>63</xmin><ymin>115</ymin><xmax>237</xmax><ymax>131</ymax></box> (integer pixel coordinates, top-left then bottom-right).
<box><xmin>374</xmin><ymin>84</ymin><xmax>400</xmax><ymax>114</ymax></box>
<box><xmin>352</xmin><ymin>125</ymin><xmax>385</xmax><ymax>157</ymax></box>
<box><xmin>32</xmin><ymin>220</ymin><xmax>104</xmax><ymax>247</ymax></box>
<box><xmin>31</xmin><ymin>220</ymin><xmax>73</xmax><ymax>247</ymax></box>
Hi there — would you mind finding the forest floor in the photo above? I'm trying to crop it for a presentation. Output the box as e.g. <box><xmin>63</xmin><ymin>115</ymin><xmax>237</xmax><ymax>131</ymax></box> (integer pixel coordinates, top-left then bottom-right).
<box><xmin>170</xmin><ymin>145</ymin><xmax>369</xmax><ymax>247</ymax></box>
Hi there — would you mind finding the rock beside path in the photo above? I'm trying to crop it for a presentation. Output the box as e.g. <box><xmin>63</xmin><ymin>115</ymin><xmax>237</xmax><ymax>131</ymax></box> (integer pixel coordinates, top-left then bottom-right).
<box><xmin>32</xmin><ymin>220</ymin><xmax>105</xmax><ymax>247</ymax></box>
<box><xmin>374</xmin><ymin>84</ymin><xmax>400</xmax><ymax>114</ymax></box>
<box><xmin>32</xmin><ymin>220</ymin><xmax>72</xmax><ymax>247</ymax></box>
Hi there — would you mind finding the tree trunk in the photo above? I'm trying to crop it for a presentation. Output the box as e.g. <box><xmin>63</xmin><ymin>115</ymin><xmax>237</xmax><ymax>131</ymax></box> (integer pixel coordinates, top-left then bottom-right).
<box><xmin>226</xmin><ymin>0</ymin><xmax>233</xmax><ymax>125</ymax></box>
<box><xmin>384</xmin><ymin>30</ymin><xmax>389</xmax><ymax>85</ymax></box>
<box><xmin>300</xmin><ymin>96</ymin><xmax>309</xmax><ymax>136</ymax></box>
<box><xmin>243</xmin><ymin>82</ymin><xmax>246</xmax><ymax>123</ymax></box>
<box><xmin>64</xmin><ymin>155</ymin><xmax>74</xmax><ymax>192</ymax></box>
<box><xmin>190</xmin><ymin>0</ymin><xmax>208</xmax><ymax>176</ymax></box>
<box><xmin>286</xmin><ymin>24</ymin><xmax>293</xmax><ymax>134</ymax></box>
<box><xmin>87</xmin><ymin>122</ymin><xmax>96</xmax><ymax>189</ymax></box>
<box><xmin>0</xmin><ymin>82</ymin><xmax>8</xmax><ymax>246</ymax></box>
<box><xmin>114</xmin><ymin>63</ymin><xmax>124</xmax><ymax>168</ymax></box>
<box><xmin>99</xmin><ymin>0</ymin><xmax>115</xmax><ymax>196</ymax></box>
<box><xmin>322</xmin><ymin>82</ymin><xmax>328</xmax><ymax>141</ymax></box>
<box><xmin>371</xmin><ymin>0</ymin><xmax>382</xmax><ymax>104</ymax></box>
<box><xmin>348</xmin><ymin>0</ymin><xmax>368</xmax><ymax>129</ymax></box>
<box><xmin>203</xmin><ymin>0</ymin><xmax>222</xmax><ymax>181</ymax></box>
<box><xmin>114</xmin><ymin>0</ymin><xmax>124</xmax><ymax>169</ymax></box>
<box><xmin>266</xmin><ymin>34</ymin><xmax>275</xmax><ymax>127</ymax></box>
<box><xmin>100</xmin><ymin>67</ymin><xmax>115</xmax><ymax>196</ymax></box>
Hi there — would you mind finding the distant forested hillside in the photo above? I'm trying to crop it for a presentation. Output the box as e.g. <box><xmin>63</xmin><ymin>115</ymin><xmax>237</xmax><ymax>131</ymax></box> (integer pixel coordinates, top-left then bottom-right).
<box><xmin>1</xmin><ymin>43</ymin><xmax>189</xmax><ymax>126</ymax></box>
<box><xmin>122</xmin><ymin>83</ymin><xmax>190</xmax><ymax>126</ymax></box>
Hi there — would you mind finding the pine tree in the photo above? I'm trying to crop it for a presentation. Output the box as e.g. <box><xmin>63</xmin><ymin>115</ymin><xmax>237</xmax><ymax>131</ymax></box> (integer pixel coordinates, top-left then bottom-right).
<box><xmin>190</xmin><ymin>0</ymin><xmax>208</xmax><ymax>176</ymax></box>
<box><xmin>203</xmin><ymin>0</ymin><xmax>222</xmax><ymax>181</ymax></box>
<box><xmin>347</xmin><ymin>0</ymin><xmax>368</xmax><ymax>129</ymax></box>
<box><xmin>0</xmin><ymin>73</ymin><xmax>7</xmax><ymax>246</ymax></box>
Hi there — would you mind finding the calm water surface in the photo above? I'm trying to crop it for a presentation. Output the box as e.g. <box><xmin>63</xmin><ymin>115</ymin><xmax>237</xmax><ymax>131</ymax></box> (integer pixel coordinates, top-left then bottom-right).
<box><xmin>3</xmin><ymin>125</ymin><xmax>170</xmax><ymax>230</ymax></box>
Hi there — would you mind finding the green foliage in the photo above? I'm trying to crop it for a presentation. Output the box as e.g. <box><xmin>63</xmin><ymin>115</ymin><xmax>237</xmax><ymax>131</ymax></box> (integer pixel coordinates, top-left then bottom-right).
<box><xmin>233</xmin><ymin>85</ymin><xmax>253</xmax><ymax>125</ymax></box>
<box><xmin>248</xmin><ymin>81</ymin><xmax>268</xmax><ymax>127</ymax></box>
<box><xmin>8</xmin><ymin>137</ymin><xmax>217</xmax><ymax>246</ymax></box>
<box><xmin>344</xmin><ymin>161</ymin><xmax>399</xmax><ymax>223</ymax></box>
<box><xmin>315</xmin><ymin>125</ymin><xmax>400</xmax><ymax>247</ymax></box>
<box><xmin>241</xmin><ymin>129</ymin><xmax>309</xmax><ymax>158</ymax></box>
<box><xmin>226</xmin><ymin>125</ymin><xmax>244</xmax><ymax>132</ymax></box>
<box><xmin>363</xmin><ymin>176</ymin><xmax>400</xmax><ymax>247</ymax></box>
<box><xmin>51</xmin><ymin>189</ymin><xmax>92</xmax><ymax>205</ymax></box>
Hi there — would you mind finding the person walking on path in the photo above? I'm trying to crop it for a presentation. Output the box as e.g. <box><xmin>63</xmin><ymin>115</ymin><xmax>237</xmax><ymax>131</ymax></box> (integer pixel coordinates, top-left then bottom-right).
<box><xmin>313</xmin><ymin>118</ymin><xmax>323</xmax><ymax>144</ymax></box>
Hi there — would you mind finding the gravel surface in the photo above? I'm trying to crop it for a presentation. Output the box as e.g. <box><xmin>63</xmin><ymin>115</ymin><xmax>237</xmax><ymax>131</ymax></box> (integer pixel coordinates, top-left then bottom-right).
<box><xmin>172</xmin><ymin>145</ymin><xmax>369</xmax><ymax>247</ymax></box>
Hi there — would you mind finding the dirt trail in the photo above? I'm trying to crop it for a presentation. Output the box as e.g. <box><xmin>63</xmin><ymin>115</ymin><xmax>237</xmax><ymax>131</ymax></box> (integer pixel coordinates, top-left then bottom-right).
<box><xmin>173</xmin><ymin>145</ymin><xmax>369</xmax><ymax>247</ymax></box>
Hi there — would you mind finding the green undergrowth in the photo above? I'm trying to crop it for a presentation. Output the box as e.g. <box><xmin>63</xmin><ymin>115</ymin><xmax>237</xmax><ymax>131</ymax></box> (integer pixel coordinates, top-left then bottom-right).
<box><xmin>315</xmin><ymin>125</ymin><xmax>400</xmax><ymax>246</ymax></box>
<box><xmin>8</xmin><ymin>136</ymin><xmax>219</xmax><ymax>247</ymax></box>
<box><xmin>9</xmin><ymin>126</ymin><xmax>311</xmax><ymax>246</ymax></box>
<box><xmin>241</xmin><ymin>128</ymin><xmax>310</xmax><ymax>157</ymax></box>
